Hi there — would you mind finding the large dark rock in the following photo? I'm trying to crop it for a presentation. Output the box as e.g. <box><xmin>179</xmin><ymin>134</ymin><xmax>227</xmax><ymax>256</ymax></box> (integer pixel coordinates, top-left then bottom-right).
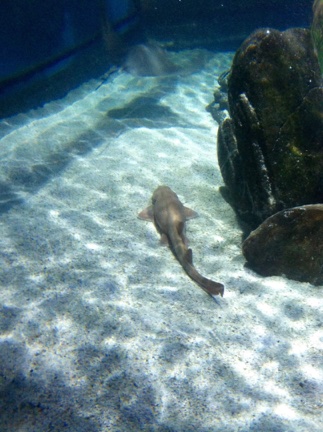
<box><xmin>242</xmin><ymin>204</ymin><xmax>323</xmax><ymax>285</ymax></box>
<box><xmin>217</xmin><ymin>28</ymin><xmax>323</xmax><ymax>228</ymax></box>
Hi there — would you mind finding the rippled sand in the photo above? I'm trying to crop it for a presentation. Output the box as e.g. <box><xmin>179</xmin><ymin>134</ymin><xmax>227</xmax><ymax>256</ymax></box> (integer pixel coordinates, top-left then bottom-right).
<box><xmin>0</xmin><ymin>50</ymin><xmax>322</xmax><ymax>431</ymax></box>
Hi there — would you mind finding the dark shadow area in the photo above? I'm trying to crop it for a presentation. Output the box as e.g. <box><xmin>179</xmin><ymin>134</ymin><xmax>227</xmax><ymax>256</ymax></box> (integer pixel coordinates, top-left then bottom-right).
<box><xmin>106</xmin><ymin>94</ymin><xmax>188</xmax><ymax>129</ymax></box>
<box><xmin>0</xmin><ymin>181</ymin><xmax>24</xmax><ymax>213</ymax></box>
<box><xmin>0</xmin><ymin>80</ymin><xmax>189</xmax><ymax>215</ymax></box>
<box><xmin>0</xmin><ymin>339</ymin><xmax>100</xmax><ymax>431</ymax></box>
<box><xmin>108</xmin><ymin>96</ymin><xmax>175</xmax><ymax>121</ymax></box>
<box><xmin>0</xmin><ymin>40</ymin><xmax>111</xmax><ymax>120</ymax></box>
<box><xmin>0</xmin><ymin>305</ymin><xmax>21</xmax><ymax>333</ymax></box>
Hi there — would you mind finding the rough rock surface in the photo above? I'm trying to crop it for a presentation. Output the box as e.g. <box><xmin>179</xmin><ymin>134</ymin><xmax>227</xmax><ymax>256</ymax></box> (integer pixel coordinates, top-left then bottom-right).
<box><xmin>243</xmin><ymin>204</ymin><xmax>323</xmax><ymax>285</ymax></box>
<box><xmin>217</xmin><ymin>28</ymin><xmax>323</xmax><ymax>228</ymax></box>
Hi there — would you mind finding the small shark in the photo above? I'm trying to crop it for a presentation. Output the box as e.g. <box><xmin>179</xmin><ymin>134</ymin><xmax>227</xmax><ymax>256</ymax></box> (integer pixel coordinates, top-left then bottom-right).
<box><xmin>138</xmin><ymin>186</ymin><xmax>224</xmax><ymax>297</ymax></box>
<box><xmin>123</xmin><ymin>41</ymin><xmax>207</xmax><ymax>77</ymax></box>
<box><xmin>124</xmin><ymin>42</ymin><xmax>179</xmax><ymax>77</ymax></box>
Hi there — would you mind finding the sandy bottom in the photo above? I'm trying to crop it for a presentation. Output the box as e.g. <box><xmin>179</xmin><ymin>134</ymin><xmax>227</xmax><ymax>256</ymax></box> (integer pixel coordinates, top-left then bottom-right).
<box><xmin>0</xmin><ymin>50</ymin><xmax>322</xmax><ymax>431</ymax></box>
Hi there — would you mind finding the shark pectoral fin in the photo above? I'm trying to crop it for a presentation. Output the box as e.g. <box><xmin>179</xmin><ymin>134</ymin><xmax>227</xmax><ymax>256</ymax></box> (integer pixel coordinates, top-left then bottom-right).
<box><xmin>184</xmin><ymin>207</ymin><xmax>198</xmax><ymax>220</ymax></box>
<box><xmin>138</xmin><ymin>205</ymin><xmax>154</xmax><ymax>221</ymax></box>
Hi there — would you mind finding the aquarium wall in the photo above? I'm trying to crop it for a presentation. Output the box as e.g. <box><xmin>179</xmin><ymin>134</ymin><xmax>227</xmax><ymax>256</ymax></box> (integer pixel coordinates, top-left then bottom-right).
<box><xmin>1</xmin><ymin>0</ymin><xmax>98</xmax><ymax>84</ymax></box>
<box><xmin>0</xmin><ymin>0</ymin><xmax>142</xmax><ymax>117</ymax></box>
<box><xmin>0</xmin><ymin>0</ymin><xmax>141</xmax><ymax>88</ymax></box>
<box><xmin>0</xmin><ymin>0</ymin><xmax>312</xmax><ymax>117</ymax></box>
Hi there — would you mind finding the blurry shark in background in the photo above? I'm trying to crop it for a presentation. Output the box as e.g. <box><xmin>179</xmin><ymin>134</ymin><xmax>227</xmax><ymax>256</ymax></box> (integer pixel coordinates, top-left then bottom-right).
<box><xmin>124</xmin><ymin>41</ymin><xmax>206</xmax><ymax>77</ymax></box>
<box><xmin>138</xmin><ymin>186</ymin><xmax>224</xmax><ymax>297</ymax></box>
<box><xmin>95</xmin><ymin>41</ymin><xmax>207</xmax><ymax>89</ymax></box>
<box><xmin>124</xmin><ymin>41</ymin><xmax>179</xmax><ymax>76</ymax></box>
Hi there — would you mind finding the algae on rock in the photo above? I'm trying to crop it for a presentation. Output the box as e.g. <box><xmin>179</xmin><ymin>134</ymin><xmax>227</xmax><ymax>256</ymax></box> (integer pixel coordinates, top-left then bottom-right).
<box><xmin>312</xmin><ymin>0</ymin><xmax>323</xmax><ymax>74</ymax></box>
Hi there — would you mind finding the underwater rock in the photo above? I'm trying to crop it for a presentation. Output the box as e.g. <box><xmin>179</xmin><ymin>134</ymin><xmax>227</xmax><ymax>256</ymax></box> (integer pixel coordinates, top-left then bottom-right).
<box><xmin>206</xmin><ymin>70</ymin><xmax>230</xmax><ymax>124</ymax></box>
<box><xmin>217</xmin><ymin>28</ymin><xmax>323</xmax><ymax>228</ymax></box>
<box><xmin>312</xmin><ymin>0</ymin><xmax>323</xmax><ymax>73</ymax></box>
<box><xmin>242</xmin><ymin>204</ymin><xmax>323</xmax><ymax>285</ymax></box>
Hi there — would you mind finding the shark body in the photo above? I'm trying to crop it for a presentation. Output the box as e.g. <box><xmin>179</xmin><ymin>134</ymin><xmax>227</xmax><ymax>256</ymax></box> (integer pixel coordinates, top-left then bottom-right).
<box><xmin>138</xmin><ymin>186</ymin><xmax>224</xmax><ymax>297</ymax></box>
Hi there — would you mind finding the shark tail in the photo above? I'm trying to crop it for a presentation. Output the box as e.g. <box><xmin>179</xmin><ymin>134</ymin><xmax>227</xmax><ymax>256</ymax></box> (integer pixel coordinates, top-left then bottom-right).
<box><xmin>170</xmin><ymin>227</ymin><xmax>224</xmax><ymax>297</ymax></box>
<box><xmin>183</xmin><ymin>250</ymin><xmax>224</xmax><ymax>297</ymax></box>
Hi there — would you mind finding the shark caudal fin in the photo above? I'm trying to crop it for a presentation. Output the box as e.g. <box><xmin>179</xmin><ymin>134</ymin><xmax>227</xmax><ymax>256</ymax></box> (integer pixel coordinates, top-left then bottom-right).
<box><xmin>183</xmin><ymin>258</ymin><xmax>224</xmax><ymax>297</ymax></box>
<box><xmin>194</xmin><ymin>271</ymin><xmax>224</xmax><ymax>297</ymax></box>
<box><xmin>199</xmin><ymin>276</ymin><xmax>224</xmax><ymax>297</ymax></box>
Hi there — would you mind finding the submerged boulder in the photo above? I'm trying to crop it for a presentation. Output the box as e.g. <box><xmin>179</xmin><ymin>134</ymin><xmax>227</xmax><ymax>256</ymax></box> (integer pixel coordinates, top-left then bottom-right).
<box><xmin>217</xmin><ymin>28</ymin><xmax>323</xmax><ymax>228</ymax></box>
<box><xmin>242</xmin><ymin>204</ymin><xmax>323</xmax><ymax>285</ymax></box>
<box><xmin>215</xmin><ymin>27</ymin><xmax>323</xmax><ymax>284</ymax></box>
